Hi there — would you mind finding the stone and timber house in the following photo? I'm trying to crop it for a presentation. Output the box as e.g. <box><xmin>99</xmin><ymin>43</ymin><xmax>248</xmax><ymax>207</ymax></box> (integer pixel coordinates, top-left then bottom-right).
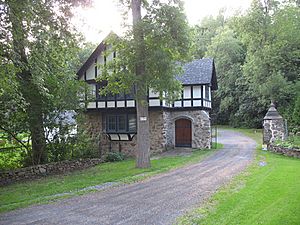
<box><xmin>77</xmin><ymin>36</ymin><xmax>218</xmax><ymax>156</ymax></box>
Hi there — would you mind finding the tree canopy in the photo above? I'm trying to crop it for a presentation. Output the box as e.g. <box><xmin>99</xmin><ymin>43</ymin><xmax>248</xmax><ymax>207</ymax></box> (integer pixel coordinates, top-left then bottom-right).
<box><xmin>194</xmin><ymin>0</ymin><xmax>300</xmax><ymax>130</ymax></box>
<box><xmin>98</xmin><ymin>0</ymin><xmax>190</xmax><ymax>167</ymax></box>
<box><xmin>0</xmin><ymin>0</ymin><xmax>89</xmax><ymax>164</ymax></box>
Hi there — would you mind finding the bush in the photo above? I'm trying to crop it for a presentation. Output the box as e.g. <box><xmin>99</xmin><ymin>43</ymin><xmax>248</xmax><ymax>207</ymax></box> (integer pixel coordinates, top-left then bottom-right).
<box><xmin>0</xmin><ymin>132</ymin><xmax>30</xmax><ymax>170</ymax></box>
<box><xmin>46</xmin><ymin>114</ymin><xmax>101</xmax><ymax>162</ymax></box>
<box><xmin>105</xmin><ymin>152</ymin><xmax>125</xmax><ymax>162</ymax></box>
<box><xmin>275</xmin><ymin>135</ymin><xmax>300</xmax><ymax>149</ymax></box>
<box><xmin>0</xmin><ymin>150</ymin><xmax>25</xmax><ymax>170</ymax></box>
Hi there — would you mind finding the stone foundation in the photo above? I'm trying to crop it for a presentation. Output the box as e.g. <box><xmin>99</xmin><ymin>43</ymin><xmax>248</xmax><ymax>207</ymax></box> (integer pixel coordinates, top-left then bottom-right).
<box><xmin>0</xmin><ymin>158</ymin><xmax>103</xmax><ymax>186</ymax></box>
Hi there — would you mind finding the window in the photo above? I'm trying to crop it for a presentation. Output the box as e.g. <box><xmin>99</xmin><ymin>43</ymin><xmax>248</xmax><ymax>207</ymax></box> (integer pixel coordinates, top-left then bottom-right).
<box><xmin>106</xmin><ymin>114</ymin><xmax>136</xmax><ymax>133</ymax></box>
<box><xmin>118</xmin><ymin>115</ymin><xmax>126</xmax><ymax>132</ymax></box>
<box><xmin>107</xmin><ymin>115</ymin><xmax>116</xmax><ymax>132</ymax></box>
<box><xmin>205</xmin><ymin>85</ymin><xmax>210</xmax><ymax>100</ymax></box>
<box><xmin>89</xmin><ymin>84</ymin><xmax>96</xmax><ymax>96</ymax></box>
<box><xmin>128</xmin><ymin>114</ymin><xmax>137</xmax><ymax>132</ymax></box>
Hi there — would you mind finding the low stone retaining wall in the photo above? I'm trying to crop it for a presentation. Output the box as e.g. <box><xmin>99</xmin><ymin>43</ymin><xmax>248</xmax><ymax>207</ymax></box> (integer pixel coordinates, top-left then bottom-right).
<box><xmin>268</xmin><ymin>144</ymin><xmax>300</xmax><ymax>158</ymax></box>
<box><xmin>0</xmin><ymin>158</ymin><xmax>103</xmax><ymax>186</ymax></box>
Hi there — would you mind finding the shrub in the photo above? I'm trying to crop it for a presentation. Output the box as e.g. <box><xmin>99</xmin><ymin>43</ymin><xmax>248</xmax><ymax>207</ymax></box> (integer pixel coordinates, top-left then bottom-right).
<box><xmin>46</xmin><ymin>113</ymin><xmax>101</xmax><ymax>162</ymax></box>
<box><xmin>105</xmin><ymin>152</ymin><xmax>125</xmax><ymax>162</ymax></box>
<box><xmin>275</xmin><ymin>135</ymin><xmax>300</xmax><ymax>149</ymax></box>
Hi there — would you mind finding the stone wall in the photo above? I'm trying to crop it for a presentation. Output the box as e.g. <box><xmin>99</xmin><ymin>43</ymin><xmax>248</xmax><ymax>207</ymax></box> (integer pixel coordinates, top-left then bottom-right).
<box><xmin>163</xmin><ymin>111</ymin><xmax>174</xmax><ymax>149</ymax></box>
<box><xmin>105</xmin><ymin>111</ymin><xmax>167</xmax><ymax>155</ymax></box>
<box><xmin>84</xmin><ymin>109</ymin><xmax>211</xmax><ymax>156</ymax></box>
<box><xmin>85</xmin><ymin>111</ymin><xmax>166</xmax><ymax>156</ymax></box>
<box><xmin>164</xmin><ymin>110</ymin><xmax>211</xmax><ymax>149</ymax></box>
<box><xmin>263</xmin><ymin>119</ymin><xmax>285</xmax><ymax>144</ymax></box>
<box><xmin>263</xmin><ymin>102</ymin><xmax>286</xmax><ymax>144</ymax></box>
<box><xmin>0</xmin><ymin>158</ymin><xmax>103</xmax><ymax>186</ymax></box>
<box><xmin>84</xmin><ymin>111</ymin><xmax>135</xmax><ymax>156</ymax></box>
<box><xmin>149</xmin><ymin>111</ymin><xmax>167</xmax><ymax>154</ymax></box>
<box><xmin>268</xmin><ymin>144</ymin><xmax>300</xmax><ymax>158</ymax></box>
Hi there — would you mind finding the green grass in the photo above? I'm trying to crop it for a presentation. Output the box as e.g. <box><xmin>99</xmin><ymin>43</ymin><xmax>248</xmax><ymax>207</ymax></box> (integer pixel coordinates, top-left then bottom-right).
<box><xmin>178</xmin><ymin>128</ymin><xmax>300</xmax><ymax>225</ymax></box>
<box><xmin>0</xmin><ymin>143</ymin><xmax>223</xmax><ymax>213</ymax></box>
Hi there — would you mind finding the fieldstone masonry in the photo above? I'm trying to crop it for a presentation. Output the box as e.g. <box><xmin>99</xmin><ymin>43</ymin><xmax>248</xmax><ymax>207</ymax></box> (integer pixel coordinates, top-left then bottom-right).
<box><xmin>163</xmin><ymin>110</ymin><xmax>211</xmax><ymax>149</ymax></box>
<box><xmin>263</xmin><ymin>102</ymin><xmax>286</xmax><ymax>144</ymax></box>
<box><xmin>0</xmin><ymin>158</ymin><xmax>103</xmax><ymax>186</ymax></box>
<box><xmin>85</xmin><ymin>109</ymin><xmax>211</xmax><ymax>156</ymax></box>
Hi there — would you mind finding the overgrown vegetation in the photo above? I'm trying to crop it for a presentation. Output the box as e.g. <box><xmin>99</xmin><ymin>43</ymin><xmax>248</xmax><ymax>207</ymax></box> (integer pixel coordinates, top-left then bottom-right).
<box><xmin>0</xmin><ymin>113</ymin><xmax>101</xmax><ymax>170</ymax></box>
<box><xmin>0</xmin><ymin>144</ymin><xmax>222</xmax><ymax>213</ymax></box>
<box><xmin>0</xmin><ymin>132</ymin><xmax>30</xmax><ymax>170</ymax></box>
<box><xmin>177</xmin><ymin>128</ymin><xmax>300</xmax><ymax>225</ymax></box>
<box><xmin>0</xmin><ymin>126</ymin><xmax>100</xmax><ymax>170</ymax></box>
<box><xmin>0</xmin><ymin>0</ymin><xmax>92</xmax><ymax>167</ymax></box>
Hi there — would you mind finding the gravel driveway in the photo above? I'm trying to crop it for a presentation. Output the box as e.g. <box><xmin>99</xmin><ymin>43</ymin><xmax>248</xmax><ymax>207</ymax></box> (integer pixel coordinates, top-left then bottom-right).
<box><xmin>0</xmin><ymin>129</ymin><xmax>257</xmax><ymax>225</ymax></box>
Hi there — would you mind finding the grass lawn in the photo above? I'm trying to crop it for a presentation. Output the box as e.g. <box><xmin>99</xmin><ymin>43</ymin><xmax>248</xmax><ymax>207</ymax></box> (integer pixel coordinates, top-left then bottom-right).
<box><xmin>178</xmin><ymin>128</ymin><xmax>300</xmax><ymax>225</ymax></box>
<box><xmin>0</xmin><ymin>143</ymin><xmax>222</xmax><ymax>213</ymax></box>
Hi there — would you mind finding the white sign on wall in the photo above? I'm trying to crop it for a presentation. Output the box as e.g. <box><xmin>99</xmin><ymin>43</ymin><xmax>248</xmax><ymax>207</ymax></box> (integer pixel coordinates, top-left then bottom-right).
<box><xmin>140</xmin><ymin>117</ymin><xmax>147</xmax><ymax>121</ymax></box>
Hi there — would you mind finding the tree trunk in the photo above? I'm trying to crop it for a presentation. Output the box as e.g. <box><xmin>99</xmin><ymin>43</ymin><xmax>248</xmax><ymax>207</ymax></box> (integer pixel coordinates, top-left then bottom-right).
<box><xmin>28</xmin><ymin>94</ymin><xmax>47</xmax><ymax>164</ymax></box>
<box><xmin>136</xmin><ymin>95</ymin><xmax>151</xmax><ymax>168</ymax></box>
<box><xmin>8</xmin><ymin>1</ymin><xmax>47</xmax><ymax>165</ymax></box>
<box><xmin>131</xmin><ymin>0</ymin><xmax>151</xmax><ymax>168</ymax></box>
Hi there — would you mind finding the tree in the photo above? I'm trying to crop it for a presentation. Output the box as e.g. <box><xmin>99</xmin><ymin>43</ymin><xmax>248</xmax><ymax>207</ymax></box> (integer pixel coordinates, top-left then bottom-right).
<box><xmin>0</xmin><ymin>0</ymin><xmax>88</xmax><ymax>165</ymax></box>
<box><xmin>191</xmin><ymin>10</ymin><xmax>226</xmax><ymax>59</ymax></box>
<box><xmin>233</xmin><ymin>0</ymin><xmax>300</xmax><ymax>127</ymax></box>
<box><xmin>190</xmin><ymin>0</ymin><xmax>300</xmax><ymax>128</ymax></box>
<box><xmin>205</xmin><ymin>27</ymin><xmax>245</xmax><ymax>125</ymax></box>
<box><xmin>99</xmin><ymin>0</ymin><xmax>190</xmax><ymax>168</ymax></box>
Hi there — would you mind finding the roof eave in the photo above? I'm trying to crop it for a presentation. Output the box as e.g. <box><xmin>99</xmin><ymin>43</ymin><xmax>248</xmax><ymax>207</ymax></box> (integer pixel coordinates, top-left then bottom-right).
<box><xmin>77</xmin><ymin>42</ymin><xmax>106</xmax><ymax>78</ymax></box>
<box><xmin>76</xmin><ymin>32</ymin><xmax>118</xmax><ymax>79</ymax></box>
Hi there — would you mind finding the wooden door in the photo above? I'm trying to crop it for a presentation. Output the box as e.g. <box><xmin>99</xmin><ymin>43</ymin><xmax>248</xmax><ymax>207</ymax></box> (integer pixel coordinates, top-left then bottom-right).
<box><xmin>175</xmin><ymin>119</ymin><xmax>192</xmax><ymax>147</ymax></box>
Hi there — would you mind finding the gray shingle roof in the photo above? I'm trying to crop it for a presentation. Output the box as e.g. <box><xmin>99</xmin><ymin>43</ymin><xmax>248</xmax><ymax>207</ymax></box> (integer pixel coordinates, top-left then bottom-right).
<box><xmin>177</xmin><ymin>58</ymin><xmax>217</xmax><ymax>90</ymax></box>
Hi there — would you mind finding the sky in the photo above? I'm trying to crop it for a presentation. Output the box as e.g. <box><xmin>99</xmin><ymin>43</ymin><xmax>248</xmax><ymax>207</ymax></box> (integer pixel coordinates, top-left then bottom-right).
<box><xmin>72</xmin><ymin>0</ymin><xmax>252</xmax><ymax>43</ymax></box>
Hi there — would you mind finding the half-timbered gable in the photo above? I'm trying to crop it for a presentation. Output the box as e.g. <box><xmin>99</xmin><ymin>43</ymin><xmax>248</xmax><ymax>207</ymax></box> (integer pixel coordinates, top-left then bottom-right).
<box><xmin>77</xmin><ymin>34</ymin><xmax>218</xmax><ymax>155</ymax></box>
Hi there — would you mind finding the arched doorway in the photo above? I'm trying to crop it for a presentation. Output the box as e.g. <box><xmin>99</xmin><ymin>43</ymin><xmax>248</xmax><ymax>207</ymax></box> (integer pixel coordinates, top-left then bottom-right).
<box><xmin>175</xmin><ymin>119</ymin><xmax>192</xmax><ymax>147</ymax></box>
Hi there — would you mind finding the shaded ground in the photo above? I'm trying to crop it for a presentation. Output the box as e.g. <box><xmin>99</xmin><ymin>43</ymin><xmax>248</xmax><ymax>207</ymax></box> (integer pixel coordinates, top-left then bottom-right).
<box><xmin>0</xmin><ymin>129</ymin><xmax>256</xmax><ymax>225</ymax></box>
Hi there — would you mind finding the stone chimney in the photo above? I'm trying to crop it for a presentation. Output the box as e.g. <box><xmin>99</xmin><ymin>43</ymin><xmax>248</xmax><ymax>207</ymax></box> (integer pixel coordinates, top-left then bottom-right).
<box><xmin>263</xmin><ymin>102</ymin><xmax>285</xmax><ymax>144</ymax></box>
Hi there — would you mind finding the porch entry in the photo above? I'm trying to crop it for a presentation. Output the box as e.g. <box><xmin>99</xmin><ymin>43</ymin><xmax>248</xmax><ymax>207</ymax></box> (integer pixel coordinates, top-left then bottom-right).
<box><xmin>175</xmin><ymin>119</ymin><xmax>192</xmax><ymax>147</ymax></box>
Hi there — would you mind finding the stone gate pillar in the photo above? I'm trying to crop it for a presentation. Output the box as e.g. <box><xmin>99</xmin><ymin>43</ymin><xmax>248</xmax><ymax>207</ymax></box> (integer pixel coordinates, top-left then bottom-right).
<box><xmin>263</xmin><ymin>102</ymin><xmax>285</xmax><ymax>144</ymax></box>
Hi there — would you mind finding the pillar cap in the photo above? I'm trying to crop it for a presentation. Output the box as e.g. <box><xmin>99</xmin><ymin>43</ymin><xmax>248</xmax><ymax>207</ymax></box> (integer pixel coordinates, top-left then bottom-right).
<box><xmin>264</xmin><ymin>102</ymin><xmax>283</xmax><ymax>120</ymax></box>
